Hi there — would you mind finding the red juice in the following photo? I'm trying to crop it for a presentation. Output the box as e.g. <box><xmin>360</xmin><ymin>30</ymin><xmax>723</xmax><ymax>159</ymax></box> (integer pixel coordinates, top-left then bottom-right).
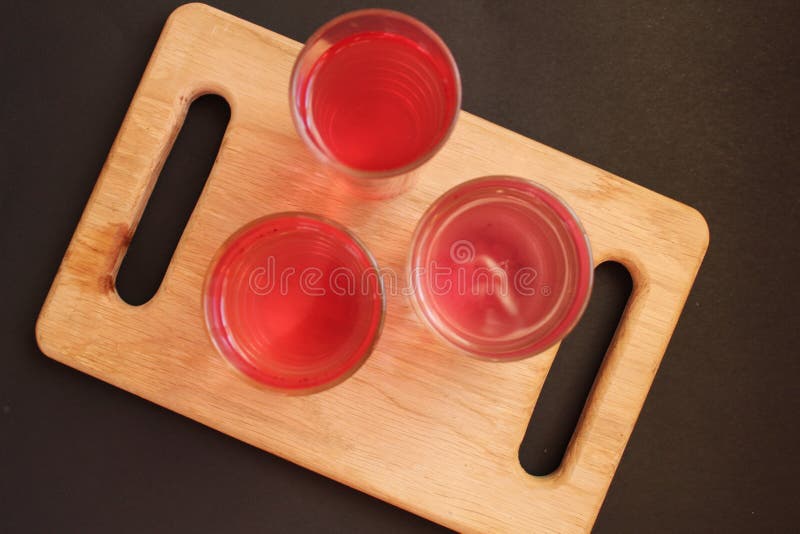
<box><xmin>291</xmin><ymin>9</ymin><xmax>461</xmax><ymax>191</ymax></box>
<box><xmin>204</xmin><ymin>214</ymin><xmax>384</xmax><ymax>392</ymax></box>
<box><xmin>299</xmin><ymin>31</ymin><xmax>459</xmax><ymax>172</ymax></box>
<box><xmin>409</xmin><ymin>177</ymin><xmax>593</xmax><ymax>360</ymax></box>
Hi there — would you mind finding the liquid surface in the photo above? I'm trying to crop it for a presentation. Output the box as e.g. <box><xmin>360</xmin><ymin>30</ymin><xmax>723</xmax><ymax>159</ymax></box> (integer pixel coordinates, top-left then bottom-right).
<box><xmin>301</xmin><ymin>31</ymin><xmax>458</xmax><ymax>172</ymax></box>
<box><xmin>410</xmin><ymin>178</ymin><xmax>593</xmax><ymax>359</ymax></box>
<box><xmin>204</xmin><ymin>215</ymin><xmax>384</xmax><ymax>391</ymax></box>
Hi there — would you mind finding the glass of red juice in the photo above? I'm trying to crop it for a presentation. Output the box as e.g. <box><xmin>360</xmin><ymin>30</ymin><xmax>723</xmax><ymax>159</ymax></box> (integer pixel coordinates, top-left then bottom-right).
<box><xmin>203</xmin><ymin>213</ymin><xmax>385</xmax><ymax>393</ymax></box>
<box><xmin>290</xmin><ymin>9</ymin><xmax>461</xmax><ymax>199</ymax></box>
<box><xmin>408</xmin><ymin>176</ymin><xmax>594</xmax><ymax>360</ymax></box>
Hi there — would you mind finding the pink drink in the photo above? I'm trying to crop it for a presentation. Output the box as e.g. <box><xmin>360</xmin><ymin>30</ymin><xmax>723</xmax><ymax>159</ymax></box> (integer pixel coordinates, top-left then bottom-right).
<box><xmin>291</xmin><ymin>9</ymin><xmax>461</xmax><ymax>197</ymax></box>
<box><xmin>409</xmin><ymin>177</ymin><xmax>593</xmax><ymax>360</ymax></box>
<box><xmin>300</xmin><ymin>31</ymin><xmax>458</xmax><ymax>172</ymax></box>
<box><xmin>204</xmin><ymin>214</ymin><xmax>384</xmax><ymax>392</ymax></box>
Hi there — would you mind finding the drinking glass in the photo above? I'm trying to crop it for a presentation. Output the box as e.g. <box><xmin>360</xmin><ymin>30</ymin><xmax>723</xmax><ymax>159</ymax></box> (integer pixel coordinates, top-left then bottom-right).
<box><xmin>408</xmin><ymin>176</ymin><xmax>594</xmax><ymax>360</ymax></box>
<box><xmin>204</xmin><ymin>213</ymin><xmax>385</xmax><ymax>393</ymax></box>
<box><xmin>290</xmin><ymin>9</ymin><xmax>461</xmax><ymax>198</ymax></box>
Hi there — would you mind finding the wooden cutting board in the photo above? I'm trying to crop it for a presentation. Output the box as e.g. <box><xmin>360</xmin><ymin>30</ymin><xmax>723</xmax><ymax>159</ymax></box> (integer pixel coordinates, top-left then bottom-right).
<box><xmin>35</xmin><ymin>4</ymin><xmax>709</xmax><ymax>532</ymax></box>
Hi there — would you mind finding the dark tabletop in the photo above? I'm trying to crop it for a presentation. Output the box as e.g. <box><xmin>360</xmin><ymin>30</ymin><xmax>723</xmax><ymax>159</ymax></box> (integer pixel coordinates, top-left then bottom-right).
<box><xmin>2</xmin><ymin>1</ymin><xmax>798</xmax><ymax>532</ymax></box>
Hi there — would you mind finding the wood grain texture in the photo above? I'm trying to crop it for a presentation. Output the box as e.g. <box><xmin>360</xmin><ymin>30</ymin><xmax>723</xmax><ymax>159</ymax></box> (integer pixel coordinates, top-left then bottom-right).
<box><xmin>35</xmin><ymin>4</ymin><xmax>709</xmax><ymax>532</ymax></box>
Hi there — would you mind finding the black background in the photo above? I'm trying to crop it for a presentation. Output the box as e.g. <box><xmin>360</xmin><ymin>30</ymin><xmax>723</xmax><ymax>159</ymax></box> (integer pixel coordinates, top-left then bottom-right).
<box><xmin>2</xmin><ymin>1</ymin><xmax>799</xmax><ymax>532</ymax></box>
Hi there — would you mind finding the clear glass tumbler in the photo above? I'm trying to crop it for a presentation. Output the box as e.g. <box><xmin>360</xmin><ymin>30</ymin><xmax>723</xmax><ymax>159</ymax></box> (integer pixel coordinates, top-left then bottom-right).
<box><xmin>204</xmin><ymin>213</ymin><xmax>385</xmax><ymax>393</ymax></box>
<box><xmin>290</xmin><ymin>9</ymin><xmax>461</xmax><ymax>199</ymax></box>
<box><xmin>408</xmin><ymin>176</ymin><xmax>594</xmax><ymax>360</ymax></box>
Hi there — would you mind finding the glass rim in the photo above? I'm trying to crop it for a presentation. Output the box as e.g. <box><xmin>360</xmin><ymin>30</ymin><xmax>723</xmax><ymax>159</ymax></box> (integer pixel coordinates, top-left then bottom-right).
<box><xmin>407</xmin><ymin>176</ymin><xmax>595</xmax><ymax>361</ymax></box>
<box><xmin>202</xmin><ymin>211</ymin><xmax>386</xmax><ymax>394</ymax></box>
<box><xmin>289</xmin><ymin>8</ymin><xmax>463</xmax><ymax>181</ymax></box>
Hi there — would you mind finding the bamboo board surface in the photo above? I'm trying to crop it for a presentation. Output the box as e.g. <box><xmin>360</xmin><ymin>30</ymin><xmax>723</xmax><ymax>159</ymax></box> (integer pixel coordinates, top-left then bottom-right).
<box><xmin>36</xmin><ymin>4</ymin><xmax>709</xmax><ymax>532</ymax></box>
